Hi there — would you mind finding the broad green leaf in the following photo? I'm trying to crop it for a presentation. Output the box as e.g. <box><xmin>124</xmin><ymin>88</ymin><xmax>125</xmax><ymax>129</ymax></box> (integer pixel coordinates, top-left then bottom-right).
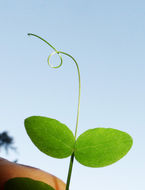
<box><xmin>4</xmin><ymin>177</ymin><xmax>54</xmax><ymax>190</ymax></box>
<box><xmin>24</xmin><ymin>116</ymin><xmax>75</xmax><ymax>158</ymax></box>
<box><xmin>74</xmin><ymin>128</ymin><xmax>133</xmax><ymax>167</ymax></box>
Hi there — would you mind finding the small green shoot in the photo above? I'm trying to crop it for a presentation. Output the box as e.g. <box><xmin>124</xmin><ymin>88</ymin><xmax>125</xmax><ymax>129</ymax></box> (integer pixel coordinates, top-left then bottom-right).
<box><xmin>5</xmin><ymin>33</ymin><xmax>133</xmax><ymax>190</ymax></box>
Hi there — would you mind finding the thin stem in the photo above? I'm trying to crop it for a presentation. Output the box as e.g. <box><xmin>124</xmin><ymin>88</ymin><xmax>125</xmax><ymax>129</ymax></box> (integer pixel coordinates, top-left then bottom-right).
<box><xmin>65</xmin><ymin>153</ymin><xmax>75</xmax><ymax>190</ymax></box>
<box><xmin>28</xmin><ymin>33</ymin><xmax>57</xmax><ymax>51</ymax></box>
<box><xmin>58</xmin><ymin>51</ymin><xmax>81</xmax><ymax>190</ymax></box>
<box><xmin>58</xmin><ymin>51</ymin><xmax>81</xmax><ymax>139</ymax></box>
<box><xmin>28</xmin><ymin>34</ymin><xmax>81</xmax><ymax>190</ymax></box>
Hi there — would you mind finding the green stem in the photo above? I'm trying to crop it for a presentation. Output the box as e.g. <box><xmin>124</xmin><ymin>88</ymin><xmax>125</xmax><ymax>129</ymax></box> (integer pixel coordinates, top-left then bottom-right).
<box><xmin>28</xmin><ymin>33</ymin><xmax>57</xmax><ymax>51</ymax></box>
<box><xmin>28</xmin><ymin>33</ymin><xmax>81</xmax><ymax>190</ymax></box>
<box><xmin>65</xmin><ymin>153</ymin><xmax>75</xmax><ymax>190</ymax></box>
<box><xmin>58</xmin><ymin>51</ymin><xmax>81</xmax><ymax>139</ymax></box>
<box><xmin>58</xmin><ymin>53</ymin><xmax>81</xmax><ymax>190</ymax></box>
<box><xmin>57</xmin><ymin>51</ymin><xmax>81</xmax><ymax>190</ymax></box>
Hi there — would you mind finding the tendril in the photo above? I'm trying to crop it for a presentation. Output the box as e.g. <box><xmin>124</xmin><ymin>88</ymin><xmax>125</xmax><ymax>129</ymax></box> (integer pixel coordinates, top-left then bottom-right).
<box><xmin>28</xmin><ymin>33</ymin><xmax>81</xmax><ymax>190</ymax></box>
<box><xmin>28</xmin><ymin>33</ymin><xmax>81</xmax><ymax>139</ymax></box>
<box><xmin>47</xmin><ymin>51</ymin><xmax>63</xmax><ymax>69</ymax></box>
<box><xmin>28</xmin><ymin>33</ymin><xmax>63</xmax><ymax>69</ymax></box>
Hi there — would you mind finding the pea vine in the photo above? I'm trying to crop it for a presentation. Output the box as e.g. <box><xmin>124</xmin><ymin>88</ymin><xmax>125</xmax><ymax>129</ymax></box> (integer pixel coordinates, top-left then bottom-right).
<box><xmin>4</xmin><ymin>34</ymin><xmax>133</xmax><ymax>190</ymax></box>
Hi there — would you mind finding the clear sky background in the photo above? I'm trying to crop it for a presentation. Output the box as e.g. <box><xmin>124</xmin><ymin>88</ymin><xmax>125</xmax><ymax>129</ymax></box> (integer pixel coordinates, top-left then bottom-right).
<box><xmin>0</xmin><ymin>0</ymin><xmax>145</xmax><ymax>190</ymax></box>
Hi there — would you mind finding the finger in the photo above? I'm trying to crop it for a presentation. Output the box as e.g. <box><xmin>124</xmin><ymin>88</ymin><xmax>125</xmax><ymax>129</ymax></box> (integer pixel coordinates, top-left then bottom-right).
<box><xmin>0</xmin><ymin>157</ymin><xmax>65</xmax><ymax>190</ymax></box>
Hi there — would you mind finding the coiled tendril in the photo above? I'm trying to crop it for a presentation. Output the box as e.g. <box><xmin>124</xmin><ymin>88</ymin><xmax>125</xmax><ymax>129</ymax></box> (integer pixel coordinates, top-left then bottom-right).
<box><xmin>28</xmin><ymin>33</ymin><xmax>81</xmax><ymax>190</ymax></box>
<box><xmin>28</xmin><ymin>33</ymin><xmax>81</xmax><ymax>139</ymax></box>
<box><xmin>47</xmin><ymin>51</ymin><xmax>63</xmax><ymax>68</ymax></box>
<box><xmin>28</xmin><ymin>33</ymin><xmax>63</xmax><ymax>69</ymax></box>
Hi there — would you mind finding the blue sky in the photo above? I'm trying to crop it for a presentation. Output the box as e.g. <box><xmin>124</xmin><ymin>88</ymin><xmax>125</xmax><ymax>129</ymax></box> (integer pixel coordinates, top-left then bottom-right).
<box><xmin>0</xmin><ymin>0</ymin><xmax>145</xmax><ymax>189</ymax></box>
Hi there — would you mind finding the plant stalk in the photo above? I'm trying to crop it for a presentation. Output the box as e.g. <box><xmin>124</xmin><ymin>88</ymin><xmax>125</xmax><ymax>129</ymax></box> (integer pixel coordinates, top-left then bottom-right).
<box><xmin>65</xmin><ymin>153</ymin><xmax>75</xmax><ymax>190</ymax></box>
<box><xmin>27</xmin><ymin>34</ymin><xmax>81</xmax><ymax>190</ymax></box>
<box><xmin>58</xmin><ymin>52</ymin><xmax>81</xmax><ymax>190</ymax></box>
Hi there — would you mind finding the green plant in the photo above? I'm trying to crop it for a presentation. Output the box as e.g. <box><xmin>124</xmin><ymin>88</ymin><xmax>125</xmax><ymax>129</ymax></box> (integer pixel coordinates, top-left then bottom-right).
<box><xmin>4</xmin><ymin>34</ymin><xmax>133</xmax><ymax>190</ymax></box>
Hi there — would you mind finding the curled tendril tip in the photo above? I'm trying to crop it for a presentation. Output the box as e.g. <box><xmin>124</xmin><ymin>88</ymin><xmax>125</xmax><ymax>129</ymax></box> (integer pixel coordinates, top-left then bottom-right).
<box><xmin>27</xmin><ymin>33</ymin><xmax>81</xmax><ymax>139</ymax></box>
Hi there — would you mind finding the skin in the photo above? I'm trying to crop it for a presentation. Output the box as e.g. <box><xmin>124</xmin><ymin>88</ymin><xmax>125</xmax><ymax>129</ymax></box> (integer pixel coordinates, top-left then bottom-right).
<box><xmin>0</xmin><ymin>157</ymin><xmax>66</xmax><ymax>190</ymax></box>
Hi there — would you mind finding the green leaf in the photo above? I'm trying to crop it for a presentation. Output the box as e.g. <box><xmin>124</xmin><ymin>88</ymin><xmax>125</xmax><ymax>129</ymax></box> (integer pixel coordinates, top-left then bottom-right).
<box><xmin>24</xmin><ymin>116</ymin><xmax>75</xmax><ymax>158</ymax></box>
<box><xmin>4</xmin><ymin>177</ymin><xmax>55</xmax><ymax>190</ymax></box>
<box><xmin>74</xmin><ymin>128</ymin><xmax>133</xmax><ymax>167</ymax></box>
